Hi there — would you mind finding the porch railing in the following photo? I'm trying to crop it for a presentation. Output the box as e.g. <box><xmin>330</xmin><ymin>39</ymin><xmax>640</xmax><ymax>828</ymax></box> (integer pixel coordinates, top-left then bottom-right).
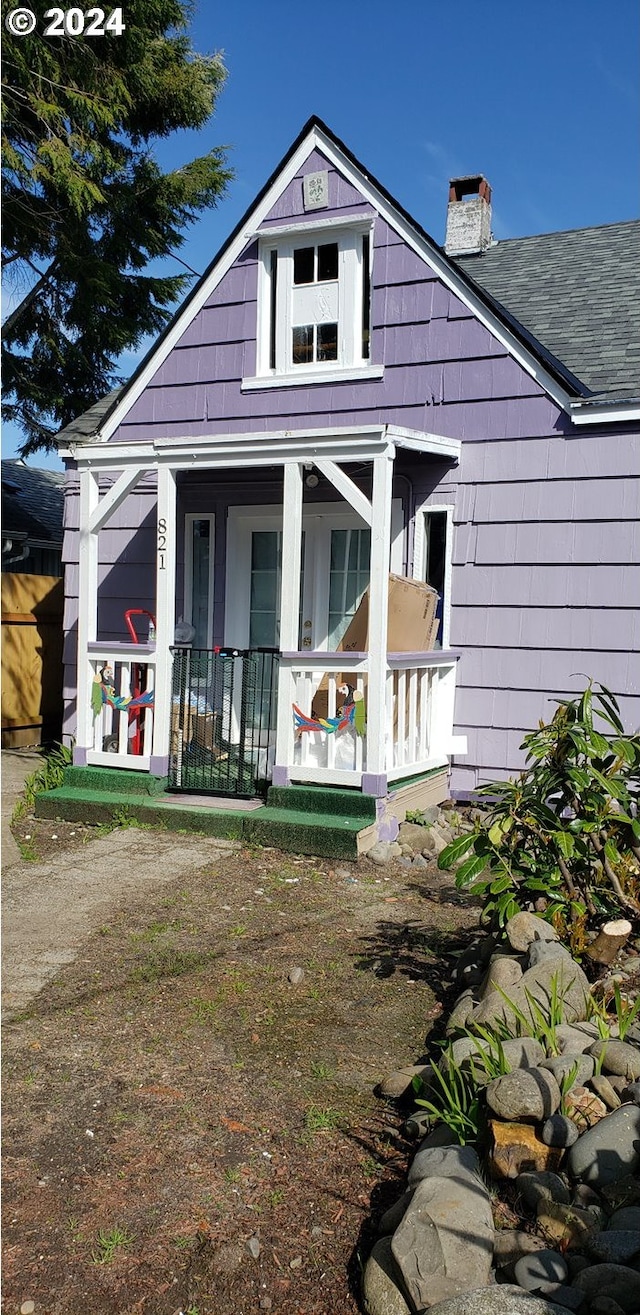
<box><xmin>86</xmin><ymin>643</ymin><xmax>156</xmax><ymax>768</ymax></box>
<box><xmin>277</xmin><ymin>650</ymin><xmax>461</xmax><ymax>788</ymax></box>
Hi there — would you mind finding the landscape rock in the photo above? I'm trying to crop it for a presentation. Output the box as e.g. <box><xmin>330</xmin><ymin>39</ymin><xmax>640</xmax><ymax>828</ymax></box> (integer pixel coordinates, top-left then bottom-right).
<box><xmin>407</xmin><ymin>1142</ymin><xmax>482</xmax><ymax>1188</ymax></box>
<box><xmin>379</xmin><ymin>1064</ymin><xmax>432</xmax><ymax>1100</ymax></box>
<box><xmin>562</xmin><ymin>1085</ymin><xmax>607</xmax><ymax>1132</ymax></box>
<box><xmin>588</xmin><ymin>1040</ymin><xmax>640</xmax><ymax>1082</ymax></box>
<box><xmin>608</xmin><ymin>1205</ymin><xmax>640</xmax><ymax>1231</ymax></box>
<box><xmin>378</xmin><ymin>1190</ymin><xmax>415</xmax><ymax>1236</ymax></box>
<box><xmin>492</xmin><ymin>1230</ymin><xmax>547</xmax><ymax>1267</ymax></box>
<box><xmin>601</xmin><ymin>1173</ymin><xmax>640</xmax><ymax>1210</ymax></box>
<box><xmin>481</xmin><ymin>956</ymin><xmax>523</xmax><ymax>997</ymax></box>
<box><xmin>485</xmin><ymin>1067</ymin><xmax>561</xmax><ymax>1122</ymax></box>
<box><xmin>541</xmin><ymin>1115</ymin><xmax>580</xmax><ymax>1148</ymax></box>
<box><xmin>588</xmin><ymin>1299</ymin><xmax>627</xmax><ymax>1315</ymax></box>
<box><xmin>489</xmin><ymin>1120</ymin><xmax>564</xmax><ymax>1179</ymax></box>
<box><xmin>505</xmin><ymin>913</ymin><xmax>559</xmax><ymax>954</ymax></box>
<box><xmin>621</xmin><ymin>1078</ymin><xmax>640</xmax><ymax>1104</ymax></box>
<box><xmin>555</xmin><ymin>1025</ymin><xmax>598</xmax><ymax>1056</ymax></box>
<box><xmin>368</xmin><ymin>841</ymin><xmax>403</xmax><ymax>865</ymax></box>
<box><xmin>471</xmin><ymin>958</ymin><xmax>590</xmax><ymax>1033</ymax></box>
<box><xmin>527</xmin><ymin>940</ymin><xmax>574</xmax><ymax>968</ymax></box>
<box><xmin>418</xmin><ymin>1287</ymin><xmax>578</xmax><ymax>1313</ymax></box>
<box><xmin>567</xmin><ymin>1103</ymin><xmax>640</xmax><ymax>1186</ymax></box>
<box><xmin>589</xmin><ymin>1074</ymin><xmax>622</xmax><ymax>1110</ymax></box>
<box><xmin>514</xmin><ymin>1248</ymin><xmax>569</xmax><ymax>1290</ymax></box>
<box><xmin>288</xmin><ymin>967</ymin><xmax>304</xmax><ymax>985</ymax></box>
<box><xmin>445</xmin><ymin>989</ymin><xmax>477</xmax><ymax>1034</ymax></box>
<box><xmin>573</xmin><ymin>1262</ymin><xmax>640</xmax><ymax>1313</ymax></box>
<box><xmin>516</xmin><ymin>1171</ymin><xmax>571</xmax><ymax>1209</ymax></box>
<box><xmin>530</xmin><ymin>1283</ymin><xmax>584</xmax><ymax>1312</ymax></box>
<box><xmin>362</xmin><ymin>1236</ymin><xmax>411</xmax><ymax>1315</ymax></box>
<box><xmin>391</xmin><ymin>1172</ymin><xmax>494</xmax><ymax>1309</ymax></box>
<box><xmin>535</xmin><ymin>1199</ymin><xmax>603</xmax><ymax>1249</ymax></box>
<box><xmin>397</xmin><ymin>822</ymin><xmax>432</xmax><ymax>856</ymax></box>
<box><xmin>412</xmin><ymin>853</ymin><xmax>429</xmax><ymax>870</ymax></box>
<box><xmin>541</xmin><ymin>1054</ymin><xmax>595</xmax><ymax>1087</ymax></box>
<box><xmin>585</xmin><ymin>1230</ymin><xmax>640</xmax><ymax>1265</ymax></box>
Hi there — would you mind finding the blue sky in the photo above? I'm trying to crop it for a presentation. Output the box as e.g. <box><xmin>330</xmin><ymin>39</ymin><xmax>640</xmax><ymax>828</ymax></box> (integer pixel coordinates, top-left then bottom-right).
<box><xmin>4</xmin><ymin>0</ymin><xmax>639</xmax><ymax>466</ymax></box>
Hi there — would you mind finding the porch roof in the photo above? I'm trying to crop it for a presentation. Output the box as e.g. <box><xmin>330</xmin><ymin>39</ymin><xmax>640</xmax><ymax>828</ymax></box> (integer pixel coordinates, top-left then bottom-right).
<box><xmin>60</xmin><ymin>423</ymin><xmax>461</xmax><ymax>469</ymax></box>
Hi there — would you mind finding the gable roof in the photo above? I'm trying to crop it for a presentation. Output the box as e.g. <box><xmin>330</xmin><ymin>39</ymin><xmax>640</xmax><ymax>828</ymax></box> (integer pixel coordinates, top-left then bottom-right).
<box><xmin>1</xmin><ymin>460</ymin><xmax>64</xmax><ymax>546</ymax></box>
<box><xmin>56</xmin><ymin>117</ymin><xmax>639</xmax><ymax>447</ymax></box>
<box><xmin>455</xmin><ymin>221</ymin><xmax>640</xmax><ymax>403</ymax></box>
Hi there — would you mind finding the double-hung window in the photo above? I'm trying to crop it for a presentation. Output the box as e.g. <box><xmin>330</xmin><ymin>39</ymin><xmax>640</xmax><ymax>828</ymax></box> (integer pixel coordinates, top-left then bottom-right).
<box><xmin>244</xmin><ymin>218</ymin><xmax>380</xmax><ymax>389</ymax></box>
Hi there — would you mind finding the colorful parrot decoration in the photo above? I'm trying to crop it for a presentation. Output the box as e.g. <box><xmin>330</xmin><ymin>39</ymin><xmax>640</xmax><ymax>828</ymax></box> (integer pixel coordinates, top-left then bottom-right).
<box><xmin>91</xmin><ymin>664</ymin><xmax>155</xmax><ymax>718</ymax></box>
<box><xmin>292</xmin><ymin>683</ymin><xmax>366</xmax><ymax>737</ymax></box>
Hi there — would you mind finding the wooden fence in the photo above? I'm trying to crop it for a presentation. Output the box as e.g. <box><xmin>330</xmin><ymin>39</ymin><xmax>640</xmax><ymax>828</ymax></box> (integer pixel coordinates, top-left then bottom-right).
<box><xmin>1</xmin><ymin>573</ymin><xmax>64</xmax><ymax>747</ymax></box>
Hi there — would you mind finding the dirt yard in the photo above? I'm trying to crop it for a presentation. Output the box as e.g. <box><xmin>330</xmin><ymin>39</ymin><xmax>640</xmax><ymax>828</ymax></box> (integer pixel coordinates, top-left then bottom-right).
<box><xmin>2</xmin><ymin>814</ymin><xmax>478</xmax><ymax>1315</ymax></box>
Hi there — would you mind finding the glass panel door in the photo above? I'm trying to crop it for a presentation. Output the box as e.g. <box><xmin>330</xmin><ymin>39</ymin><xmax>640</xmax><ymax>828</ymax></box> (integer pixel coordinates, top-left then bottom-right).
<box><xmin>327</xmin><ymin>527</ymin><xmax>370</xmax><ymax>649</ymax></box>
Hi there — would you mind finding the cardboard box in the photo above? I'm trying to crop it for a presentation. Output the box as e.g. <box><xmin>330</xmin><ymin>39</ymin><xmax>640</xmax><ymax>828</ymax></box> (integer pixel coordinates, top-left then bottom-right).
<box><xmin>311</xmin><ymin>575</ymin><xmax>439</xmax><ymax>720</ymax></box>
<box><xmin>170</xmin><ymin>704</ymin><xmax>193</xmax><ymax>747</ymax></box>
<box><xmin>339</xmin><ymin>574</ymin><xmax>439</xmax><ymax>654</ymax></box>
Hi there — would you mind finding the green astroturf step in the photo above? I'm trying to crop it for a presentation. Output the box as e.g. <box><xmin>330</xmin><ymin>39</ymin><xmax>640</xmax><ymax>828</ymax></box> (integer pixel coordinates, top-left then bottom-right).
<box><xmin>266</xmin><ymin>784</ymin><xmax>376</xmax><ymax>819</ymax></box>
<box><xmin>35</xmin><ymin>788</ymin><xmax>367</xmax><ymax>859</ymax></box>
<box><xmin>62</xmin><ymin>766</ymin><xmax>168</xmax><ymax>795</ymax></box>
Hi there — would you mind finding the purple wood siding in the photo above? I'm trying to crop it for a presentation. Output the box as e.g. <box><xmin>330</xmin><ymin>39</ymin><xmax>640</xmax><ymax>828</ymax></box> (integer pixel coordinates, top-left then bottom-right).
<box><xmin>434</xmin><ymin>427</ymin><xmax>640</xmax><ymax>793</ymax></box>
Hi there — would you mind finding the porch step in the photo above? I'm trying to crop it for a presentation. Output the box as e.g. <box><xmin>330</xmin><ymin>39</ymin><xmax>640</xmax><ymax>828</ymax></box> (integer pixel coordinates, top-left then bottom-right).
<box><xmin>266</xmin><ymin>784</ymin><xmax>377</xmax><ymax>820</ymax></box>
<box><xmin>35</xmin><ymin>787</ymin><xmax>366</xmax><ymax>859</ymax></box>
<box><xmin>62</xmin><ymin>766</ymin><xmax>168</xmax><ymax>796</ymax></box>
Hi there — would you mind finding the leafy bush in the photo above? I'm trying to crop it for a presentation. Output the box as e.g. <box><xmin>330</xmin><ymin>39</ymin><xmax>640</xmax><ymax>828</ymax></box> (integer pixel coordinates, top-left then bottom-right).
<box><xmin>18</xmin><ymin>742</ymin><xmax>73</xmax><ymax>814</ymax></box>
<box><xmin>438</xmin><ymin>684</ymin><xmax>640</xmax><ymax>946</ymax></box>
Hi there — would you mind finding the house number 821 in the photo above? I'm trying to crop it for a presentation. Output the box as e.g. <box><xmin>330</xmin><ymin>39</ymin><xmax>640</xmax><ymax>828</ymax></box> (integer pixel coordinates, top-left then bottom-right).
<box><xmin>158</xmin><ymin>518</ymin><xmax>167</xmax><ymax>570</ymax></box>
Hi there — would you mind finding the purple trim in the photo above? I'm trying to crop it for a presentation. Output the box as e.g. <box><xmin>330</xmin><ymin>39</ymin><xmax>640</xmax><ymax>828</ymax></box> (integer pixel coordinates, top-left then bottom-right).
<box><xmin>149</xmin><ymin>755</ymin><xmax>169</xmax><ymax>775</ymax></box>
<box><xmin>73</xmin><ymin>746</ymin><xmax>88</xmax><ymax>766</ymax></box>
<box><xmin>362</xmin><ymin>772</ymin><xmax>388</xmax><ymax>797</ymax></box>
<box><xmin>376</xmin><ymin>800</ymin><xmax>399</xmax><ymax>843</ymax></box>
<box><xmin>272</xmin><ymin>765</ymin><xmax>290</xmax><ymax>787</ymax></box>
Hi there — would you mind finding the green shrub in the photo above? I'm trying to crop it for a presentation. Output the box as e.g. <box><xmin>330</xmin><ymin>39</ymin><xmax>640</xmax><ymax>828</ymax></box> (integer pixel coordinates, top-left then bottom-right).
<box><xmin>438</xmin><ymin>684</ymin><xmax>640</xmax><ymax>947</ymax></box>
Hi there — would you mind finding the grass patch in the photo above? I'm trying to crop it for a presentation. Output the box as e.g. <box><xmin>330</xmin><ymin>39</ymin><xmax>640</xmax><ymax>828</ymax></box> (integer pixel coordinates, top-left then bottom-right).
<box><xmin>304</xmin><ymin>1105</ymin><xmax>344</xmax><ymax>1134</ymax></box>
<box><xmin>91</xmin><ymin>1225</ymin><xmax>134</xmax><ymax>1265</ymax></box>
<box><xmin>130</xmin><ymin>947</ymin><xmax>215</xmax><ymax>984</ymax></box>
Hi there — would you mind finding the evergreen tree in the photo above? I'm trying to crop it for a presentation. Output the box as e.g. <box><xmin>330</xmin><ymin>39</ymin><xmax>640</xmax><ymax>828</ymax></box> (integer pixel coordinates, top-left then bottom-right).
<box><xmin>2</xmin><ymin>0</ymin><xmax>231</xmax><ymax>454</ymax></box>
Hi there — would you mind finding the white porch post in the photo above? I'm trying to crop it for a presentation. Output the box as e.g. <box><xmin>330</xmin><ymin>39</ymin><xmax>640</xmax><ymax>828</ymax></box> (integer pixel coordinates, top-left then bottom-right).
<box><xmin>151</xmin><ymin>463</ymin><xmax>177</xmax><ymax>774</ymax></box>
<box><xmin>362</xmin><ymin>446</ymin><xmax>395</xmax><ymax>794</ymax></box>
<box><xmin>74</xmin><ymin>468</ymin><xmax>100</xmax><ymax>764</ymax></box>
<box><xmin>274</xmin><ymin>461</ymin><xmax>303</xmax><ymax>785</ymax></box>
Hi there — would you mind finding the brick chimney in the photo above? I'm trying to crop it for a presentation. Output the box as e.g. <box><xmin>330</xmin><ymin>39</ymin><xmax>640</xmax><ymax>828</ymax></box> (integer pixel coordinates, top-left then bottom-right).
<box><xmin>444</xmin><ymin>175</ymin><xmax>492</xmax><ymax>255</ymax></box>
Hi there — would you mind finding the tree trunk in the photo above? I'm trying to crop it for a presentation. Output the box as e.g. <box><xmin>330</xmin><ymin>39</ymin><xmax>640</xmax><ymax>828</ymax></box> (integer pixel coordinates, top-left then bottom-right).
<box><xmin>584</xmin><ymin>919</ymin><xmax>633</xmax><ymax>966</ymax></box>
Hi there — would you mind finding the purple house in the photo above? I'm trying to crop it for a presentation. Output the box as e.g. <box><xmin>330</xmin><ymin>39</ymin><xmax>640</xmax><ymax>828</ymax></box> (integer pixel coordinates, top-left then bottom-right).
<box><xmin>54</xmin><ymin>118</ymin><xmax>640</xmax><ymax>854</ymax></box>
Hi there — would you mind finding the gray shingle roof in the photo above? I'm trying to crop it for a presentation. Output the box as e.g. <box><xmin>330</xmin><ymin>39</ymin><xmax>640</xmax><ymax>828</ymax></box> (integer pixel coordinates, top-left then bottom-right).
<box><xmin>2</xmin><ymin>460</ymin><xmax>64</xmax><ymax>546</ymax></box>
<box><xmin>55</xmin><ymin>386</ymin><xmax>124</xmax><ymax>446</ymax></box>
<box><xmin>455</xmin><ymin>221</ymin><xmax>640</xmax><ymax>400</ymax></box>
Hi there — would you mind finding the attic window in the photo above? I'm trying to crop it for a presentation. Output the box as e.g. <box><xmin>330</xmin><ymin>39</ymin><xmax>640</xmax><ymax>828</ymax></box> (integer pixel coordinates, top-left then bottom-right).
<box><xmin>244</xmin><ymin>217</ymin><xmax>381</xmax><ymax>389</ymax></box>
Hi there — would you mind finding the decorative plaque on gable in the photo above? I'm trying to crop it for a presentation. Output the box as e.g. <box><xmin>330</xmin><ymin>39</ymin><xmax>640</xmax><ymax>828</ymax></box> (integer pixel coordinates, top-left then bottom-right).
<box><xmin>303</xmin><ymin>170</ymin><xmax>329</xmax><ymax>211</ymax></box>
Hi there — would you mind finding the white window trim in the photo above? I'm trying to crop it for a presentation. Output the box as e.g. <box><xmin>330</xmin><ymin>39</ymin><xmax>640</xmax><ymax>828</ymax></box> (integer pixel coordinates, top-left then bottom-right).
<box><xmin>413</xmin><ymin>503</ymin><xmax>454</xmax><ymax>649</ymax></box>
<box><xmin>225</xmin><ymin>500</ymin><xmax>403</xmax><ymax>649</ymax></box>
<box><xmin>184</xmin><ymin>512</ymin><xmax>215</xmax><ymax>649</ymax></box>
<box><xmin>243</xmin><ymin>219</ymin><xmax>376</xmax><ymax>390</ymax></box>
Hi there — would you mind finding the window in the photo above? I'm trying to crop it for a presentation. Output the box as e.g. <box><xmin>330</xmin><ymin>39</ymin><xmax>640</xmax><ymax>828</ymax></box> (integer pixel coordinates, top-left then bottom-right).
<box><xmin>246</xmin><ymin>219</ymin><xmax>380</xmax><ymax>388</ymax></box>
<box><xmin>184</xmin><ymin>514</ymin><xmax>215</xmax><ymax>648</ymax></box>
<box><xmin>415</xmin><ymin>506</ymin><xmax>453</xmax><ymax>649</ymax></box>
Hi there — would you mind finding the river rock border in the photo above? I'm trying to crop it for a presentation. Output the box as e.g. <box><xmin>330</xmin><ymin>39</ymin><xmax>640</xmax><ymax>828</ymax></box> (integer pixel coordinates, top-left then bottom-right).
<box><xmin>364</xmin><ymin>911</ymin><xmax>640</xmax><ymax>1315</ymax></box>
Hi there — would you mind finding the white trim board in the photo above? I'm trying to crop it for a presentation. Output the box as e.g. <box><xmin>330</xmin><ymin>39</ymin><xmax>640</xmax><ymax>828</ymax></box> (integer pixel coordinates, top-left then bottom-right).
<box><xmin>66</xmin><ymin>122</ymin><xmax>584</xmax><ymax>448</ymax></box>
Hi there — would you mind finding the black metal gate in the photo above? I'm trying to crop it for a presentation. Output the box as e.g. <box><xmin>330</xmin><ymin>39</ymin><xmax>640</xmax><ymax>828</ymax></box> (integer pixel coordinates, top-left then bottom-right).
<box><xmin>168</xmin><ymin>647</ymin><xmax>279</xmax><ymax>798</ymax></box>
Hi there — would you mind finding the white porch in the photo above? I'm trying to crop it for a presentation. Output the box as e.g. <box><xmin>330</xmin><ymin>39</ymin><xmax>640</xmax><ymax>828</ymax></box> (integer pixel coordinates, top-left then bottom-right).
<box><xmin>64</xmin><ymin>423</ymin><xmax>466</xmax><ymax>798</ymax></box>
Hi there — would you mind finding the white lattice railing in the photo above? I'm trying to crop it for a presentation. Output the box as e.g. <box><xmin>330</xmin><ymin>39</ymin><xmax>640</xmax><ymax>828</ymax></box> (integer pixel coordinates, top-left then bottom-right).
<box><xmin>386</xmin><ymin>652</ymin><xmax>460</xmax><ymax>780</ymax></box>
<box><xmin>85</xmin><ymin>644</ymin><xmax>156</xmax><ymax>768</ymax></box>
<box><xmin>276</xmin><ymin>649</ymin><xmax>462</xmax><ymax>788</ymax></box>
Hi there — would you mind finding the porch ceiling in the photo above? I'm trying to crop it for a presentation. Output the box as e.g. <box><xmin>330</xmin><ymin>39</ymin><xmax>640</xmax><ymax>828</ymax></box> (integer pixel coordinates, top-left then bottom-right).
<box><xmin>60</xmin><ymin>424</ymin><xmax>460</xmax><ymax>470</ymax></box>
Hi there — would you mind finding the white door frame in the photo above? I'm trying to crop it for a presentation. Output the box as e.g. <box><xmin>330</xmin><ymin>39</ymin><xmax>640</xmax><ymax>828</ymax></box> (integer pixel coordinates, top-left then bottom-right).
<box><xmin>225</xmin><ymin>499</ymin><xmax>404</xmax><ymax>649</ymax></box>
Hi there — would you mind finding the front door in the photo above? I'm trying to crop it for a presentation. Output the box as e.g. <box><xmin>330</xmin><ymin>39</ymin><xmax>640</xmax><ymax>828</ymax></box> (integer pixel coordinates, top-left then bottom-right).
<box><xmin>225</xmin><ymin>502</ymin><xmax>403</xmax><ymax>651</ymax></box>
